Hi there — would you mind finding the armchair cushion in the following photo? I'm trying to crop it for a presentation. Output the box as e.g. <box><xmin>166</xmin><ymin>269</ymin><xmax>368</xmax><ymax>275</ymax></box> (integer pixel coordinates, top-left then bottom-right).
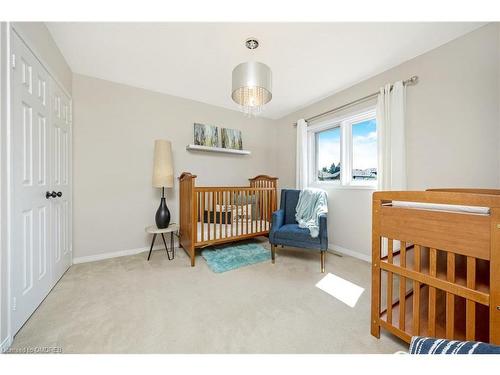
<box><xmin>281</xmin><ymin>189</ymin><xmax>300</xmax><ymax>225</ymax></box>
<box><xmin>274</xmin><ymin>224</ymin><xmax>321</xmax><ymax>245</ymax></box>
<box><xmin>271</xmin><ymin>209</ymin><xmax>285</xmax><ymax>232</ymax></box>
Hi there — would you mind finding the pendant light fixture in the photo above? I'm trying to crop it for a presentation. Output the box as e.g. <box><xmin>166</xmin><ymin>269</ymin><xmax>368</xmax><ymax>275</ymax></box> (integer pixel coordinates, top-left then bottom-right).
<box><xmin>231</xmin><ymin>38</ymin><xmax>272</xmax><ymax>116</ymax></box>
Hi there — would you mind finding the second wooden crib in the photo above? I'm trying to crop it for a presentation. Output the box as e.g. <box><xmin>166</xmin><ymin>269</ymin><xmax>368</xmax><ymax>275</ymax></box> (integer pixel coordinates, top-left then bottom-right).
<box><xmin>371</xmin><ymin>189</ymin><xmax>500</xmax><ymax>345</ymax></box>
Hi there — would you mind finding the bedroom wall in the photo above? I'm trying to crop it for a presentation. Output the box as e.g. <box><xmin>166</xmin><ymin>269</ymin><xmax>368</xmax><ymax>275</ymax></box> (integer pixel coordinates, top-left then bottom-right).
<box><xmin>274</xmin><ymin>23</ymin><xmax>500</xmax><ymax>260</ymax></box>
<box><xmin>72</xmin><ymin>74</ymin><xmax>277</xmax><ymax>261</ymax></box>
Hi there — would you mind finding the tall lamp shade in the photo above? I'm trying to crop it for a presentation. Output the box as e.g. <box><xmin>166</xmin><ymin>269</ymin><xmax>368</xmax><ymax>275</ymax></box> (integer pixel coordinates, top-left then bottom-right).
<box><xmin>152</xmin><ymin>140</ymin><xmax>173</xmax><ymax>188</ymax></box>
<box><xmin>152</xmin><ymin>140</ymin><xmax>173</xmax><ymax>229</ymax></box>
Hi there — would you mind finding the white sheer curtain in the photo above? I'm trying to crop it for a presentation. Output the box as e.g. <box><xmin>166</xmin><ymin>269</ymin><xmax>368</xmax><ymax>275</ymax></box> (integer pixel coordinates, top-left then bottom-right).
<box><xmin>376</xmin><ymin>81</ymin><xmax>407</xmax><ymax>190</ymax></box>
<box><xmin>295</xmin><ymin>119</ymin><xmax>308</xmax><ymax>190</ymax></box>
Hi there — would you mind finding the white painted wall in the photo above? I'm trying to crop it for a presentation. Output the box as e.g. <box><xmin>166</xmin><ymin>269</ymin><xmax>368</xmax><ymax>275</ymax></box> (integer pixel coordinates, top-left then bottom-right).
<box><xmin>274</xmin><ymin>23</ymin><xmax>500</xmax><ymax>260</ymax></box>
<box><xmin>72</xmin><ymin>74</ymin><xmax>277</xmax><ymax>260</ymax></box>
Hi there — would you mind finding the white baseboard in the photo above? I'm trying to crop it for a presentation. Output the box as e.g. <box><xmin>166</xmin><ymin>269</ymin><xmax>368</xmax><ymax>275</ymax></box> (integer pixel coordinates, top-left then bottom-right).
<box><xmin>1</xmin><ymin>335</ymin><xmax>12</xmax><ymax>353</ymax></box>
<box><xmin>328</xmin><ymin>243</ymin><xmax>371</xmax><ymax>263</ymax></box>
<box><xmin>72</xmin><ymin>242</ymin><xmax>178</xmax><ymax>265</ymax></box>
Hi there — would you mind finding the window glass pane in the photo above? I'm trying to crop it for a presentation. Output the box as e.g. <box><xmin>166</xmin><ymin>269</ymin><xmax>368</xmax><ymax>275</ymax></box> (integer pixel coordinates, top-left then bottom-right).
<box><xmin>352</xmin><ymin>119</ymin><xmax>377</xmax><ymax>183</ymax></box>
<box><xmin>316</xmin><ymin>126</ymin><xmax>341</xmax><ymax>181</ymax></box>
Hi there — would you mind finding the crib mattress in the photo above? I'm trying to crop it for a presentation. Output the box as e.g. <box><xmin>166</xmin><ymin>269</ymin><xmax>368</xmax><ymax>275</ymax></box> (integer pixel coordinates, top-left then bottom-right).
<box><xmin>196</xmin><ymin>220</ymin><xmax>270</xmax><ymax>243</ymax></box>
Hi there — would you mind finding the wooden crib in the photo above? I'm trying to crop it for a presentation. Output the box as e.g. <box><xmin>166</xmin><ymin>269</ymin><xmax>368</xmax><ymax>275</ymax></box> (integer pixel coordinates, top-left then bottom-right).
<box><xmin>178</xmin><ymin>172</ymin><xmax>278</xmax><ymax>266</ymax></box>
<box><xmin>371</xmin><ymin>189</ymin><xmax>500</xmax><ymax>345</ymax></box>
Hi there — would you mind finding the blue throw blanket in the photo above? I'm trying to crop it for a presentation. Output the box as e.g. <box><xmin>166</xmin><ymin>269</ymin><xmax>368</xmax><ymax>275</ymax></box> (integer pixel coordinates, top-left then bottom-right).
<box><xmin>410</xmin><ymin>336</ymin><xmax>500</xmax><ymax>354</ymax></box>
<box><xmin>294</xmin><ymin>188</ymin><xmax>328</xmax><ymax>238</ymax></box>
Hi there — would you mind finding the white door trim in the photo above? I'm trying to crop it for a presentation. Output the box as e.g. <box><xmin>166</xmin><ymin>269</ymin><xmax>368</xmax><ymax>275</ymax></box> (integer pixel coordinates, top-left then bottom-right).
<box><xmin>0</xmin><ymin>21</ymin><xmax>14</xmax><ymax>353</ymax></box>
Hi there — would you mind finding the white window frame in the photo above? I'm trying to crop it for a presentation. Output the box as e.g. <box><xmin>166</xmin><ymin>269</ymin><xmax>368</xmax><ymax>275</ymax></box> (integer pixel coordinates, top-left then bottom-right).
<box><xmin>308</xmin><ymin>107</ymin><xmax>377</xmax><ymax>189</ymax></box>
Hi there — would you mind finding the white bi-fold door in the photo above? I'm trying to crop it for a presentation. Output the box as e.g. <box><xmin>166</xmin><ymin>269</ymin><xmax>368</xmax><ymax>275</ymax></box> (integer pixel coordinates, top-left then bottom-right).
<box><xmin>10</xmin><ymin>31</ymin><xmax>72</xmax><ymax>335</ymax></box>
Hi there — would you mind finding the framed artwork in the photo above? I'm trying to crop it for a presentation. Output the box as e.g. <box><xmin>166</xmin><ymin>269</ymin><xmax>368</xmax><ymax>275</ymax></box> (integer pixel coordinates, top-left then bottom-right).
<box><xmin>194</xmin><ymin>123</ymin><xmax>219</xmax><ymax>147</ymax></box>
<box><xmin>221</xmin><ymin>128</ymin><xmax>243</xmax><ymax>150</ymax></box>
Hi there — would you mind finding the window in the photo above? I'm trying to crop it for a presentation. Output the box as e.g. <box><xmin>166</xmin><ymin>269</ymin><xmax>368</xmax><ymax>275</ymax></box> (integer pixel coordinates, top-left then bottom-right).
<box><xmin>310</xmin><ymin>108</ymin><xmax>377</xmax><ymax>187</ymax></box>
<box><xmin>316</xmin><ymin>127</ymin><xmax>341</xmax><ymax>181</ymax></box>
<box><xmin>351</xmin><ymin>119</ymin><xmax>377</xmax><ymax>184</ymax></box>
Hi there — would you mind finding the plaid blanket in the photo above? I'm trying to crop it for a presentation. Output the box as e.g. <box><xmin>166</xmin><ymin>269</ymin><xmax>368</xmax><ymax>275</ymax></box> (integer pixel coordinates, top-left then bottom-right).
<box><xmin>410</xmin><ymin>336</ymin><xmax>500</xmax><ymax>354</ymax></box>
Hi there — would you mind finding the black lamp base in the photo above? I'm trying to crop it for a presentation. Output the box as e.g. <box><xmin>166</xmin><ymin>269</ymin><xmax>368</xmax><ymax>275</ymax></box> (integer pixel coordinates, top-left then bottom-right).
<box><xmin>155</xmin><ymin>189</ymin><xmax>171</xmax><ymax>229</ymax></box>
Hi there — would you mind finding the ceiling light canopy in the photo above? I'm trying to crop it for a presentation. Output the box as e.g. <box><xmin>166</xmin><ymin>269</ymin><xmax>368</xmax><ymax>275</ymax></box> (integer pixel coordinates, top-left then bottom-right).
<box><xmin>231</xmin><ymin>38</ymin><xmax>272</xmax><ymax>116</ymax></box>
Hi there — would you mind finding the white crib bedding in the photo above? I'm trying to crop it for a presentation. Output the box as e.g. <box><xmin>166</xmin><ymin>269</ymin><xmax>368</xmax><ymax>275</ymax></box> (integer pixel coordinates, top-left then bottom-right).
<box><xmin>196</xmin><ymin>220</ymin><xmax>270</xmax><ymax>243</ymax></box>
<box><xmin>389</xmin><ymin>201</ymin><xmax>490</xmax><ymax>215</ymax></box>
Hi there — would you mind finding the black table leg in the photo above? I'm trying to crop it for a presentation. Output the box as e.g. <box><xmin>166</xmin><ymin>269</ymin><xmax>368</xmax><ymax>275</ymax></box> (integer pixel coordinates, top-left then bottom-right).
<box><xmin>161</xmin><ymin>233</ymin><xmax>173</xmax><ymax>260</ymax></box>
<box><xmin>170</xmin><ymin>232</ymin><xmax>175</xmax><ymax>259</ymax></box>
<box><xmin>147</xmin><ymin>234</ymin><xmax>157</xmax><ymax>261</ymax></box>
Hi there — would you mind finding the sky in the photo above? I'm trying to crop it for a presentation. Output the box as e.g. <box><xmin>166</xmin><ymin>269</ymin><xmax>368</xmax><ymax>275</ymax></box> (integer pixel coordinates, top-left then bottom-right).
<box><xmin>317</xmin><ymin>119</ymin><xmax>377</xmax><ymax>171</ymax></box>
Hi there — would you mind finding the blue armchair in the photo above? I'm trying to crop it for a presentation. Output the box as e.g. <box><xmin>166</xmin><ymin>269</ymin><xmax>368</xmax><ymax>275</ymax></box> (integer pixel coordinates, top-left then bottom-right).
<box><xmin>269</xmin><ymin>189</ymin><xmax>328</xmax><ymax>272</ymax></box>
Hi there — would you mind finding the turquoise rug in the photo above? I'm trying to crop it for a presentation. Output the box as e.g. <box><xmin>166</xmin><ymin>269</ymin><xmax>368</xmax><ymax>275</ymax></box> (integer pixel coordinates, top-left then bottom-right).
<box><xmin>201</xmin><ymin>241</ymin><xmax>271</xmax><ymax>273</ymax></box>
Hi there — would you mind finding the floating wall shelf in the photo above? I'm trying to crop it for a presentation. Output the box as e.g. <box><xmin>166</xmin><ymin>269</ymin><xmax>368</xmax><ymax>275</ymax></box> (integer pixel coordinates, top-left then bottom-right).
<box><xmin>186</xmin><ymin>144</ymin><xmax>251</xmax><ymax>155</ymax></box>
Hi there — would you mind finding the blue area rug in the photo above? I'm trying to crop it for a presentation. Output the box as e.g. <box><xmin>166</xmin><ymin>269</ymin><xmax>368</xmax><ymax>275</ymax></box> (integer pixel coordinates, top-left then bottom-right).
<box><xmin>201</xmin><ymin>241</ymin><xmax>271</xmax><ymax>273</ymax></box>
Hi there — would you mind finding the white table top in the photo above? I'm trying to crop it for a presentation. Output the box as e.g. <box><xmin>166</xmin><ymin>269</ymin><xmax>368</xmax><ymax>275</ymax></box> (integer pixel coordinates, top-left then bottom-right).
<box><xmin>145</xmin><ymin>223</ymin><xmax>179</xmax><ymax>234</ymax></box>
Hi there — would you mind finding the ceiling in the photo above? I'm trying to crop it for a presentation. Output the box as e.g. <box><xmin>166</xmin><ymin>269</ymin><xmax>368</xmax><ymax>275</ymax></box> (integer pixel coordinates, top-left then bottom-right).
<box><xmin>47</xmin><ymin>22</ymin><xmax>484</xmax><ymax>119</ymax></box>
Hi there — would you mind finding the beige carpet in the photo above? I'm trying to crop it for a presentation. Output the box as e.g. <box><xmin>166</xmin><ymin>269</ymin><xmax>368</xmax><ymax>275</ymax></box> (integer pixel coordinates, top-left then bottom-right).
<box><xmin>10</xmin><ymin>239</ymin><xmax>407</xmax><ymax>353</ymax></box>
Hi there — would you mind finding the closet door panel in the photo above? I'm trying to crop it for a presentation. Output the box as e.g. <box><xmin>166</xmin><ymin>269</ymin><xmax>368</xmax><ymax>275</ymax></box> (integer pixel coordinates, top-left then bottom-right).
<box><xmin>51</xmin><ymin>85</ymin><xmax>72</xmax><ymax>282</ymax></box>
<box><xmin>11</xmin><ymin>31</ymin><xmax>53</xmax><ymax>335</ymax></box>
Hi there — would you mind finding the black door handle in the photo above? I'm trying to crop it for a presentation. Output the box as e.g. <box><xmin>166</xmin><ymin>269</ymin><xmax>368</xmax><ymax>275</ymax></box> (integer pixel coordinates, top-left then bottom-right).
<box><xmin>46</xmin><ymin>191</ymin><xmax>57</xmax><ymax>199</ymax></box>
<box><xmin>45</xmin><ymin>191</ymin><xmax>62</xmax><ymax>199</ymax></box>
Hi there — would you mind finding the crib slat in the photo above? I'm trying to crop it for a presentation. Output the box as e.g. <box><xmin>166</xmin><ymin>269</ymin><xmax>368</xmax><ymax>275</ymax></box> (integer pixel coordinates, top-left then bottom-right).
<box><xmin>237</xmin><ymin>189</ymin><xmax>240</xmax><ymax>236</ymax></box>
<box><xmin>224</xmin><ymin>191</ymin><xmax>228</xmax><ymax>238</ymax></box>
<box><xmin>231</xmin><ymin>191</ymin><xmax>234</xmax><ymax>237</ymax></box>
<box><xmin>412</xmin><ymin>245</ymin><xmax>421</xmax><ymax>336</ymax></box>
<box><xmin>399</xmin><ymin>241</ymin><xmax>407</xmax><ymax>331</ymax></box>
<box><xmin>428</xmin><ymin>248</ymin><xmax>437</xmax><ymax>337</ymax></box>
<box><xmin>387</xmin><ymin>239</ymin><xmax>394</xmax><ymax>324</ymax></box>
<box><xmin>251</xmin><ymin>189</ymin><xmax>255</xmax><ymax>234</ymax></box>
<box><xmin>446</xmin><ymin>252</ymin><xmax>455</xmax><ymax>339</ymax></box>
<box><xmin>263</xmin><ymin>189</ymin><xmax>266</xmax><ymax>231</ymax></box>
<box><xmin>201</xmin><ymin>192</ymin><xmax>205</xmax><ymax>242</ymax></box>
<box><xmin>213</xmin><ymin>191</ymin><xmax>217</xmax><ymax>240</ymax></box>
<box><xmin>466</xmin><ymin>257</ymin><xmax>476</xmax><ymax>341</ymax></box>
<box><xmin>264</xmin><ymin>190</ymin><xmax>269</xmax><ymax>230</ymax></box>
<box><xmin>258</xmin><ymin>190</ymin><xmax>261</xmax><ymax>233</ymax></box>
<box><xmin>196</xmin><ymin>192</ymin><xmax>200</xmax><ymax>239</ymax></box>
<box><xmin>246</xmin><ymin>190</ymin><xmax>249</xmax><ymax>235</ymax></box>
<box><xmin>263</xmin><ymin>189</ymin><xmax>267</xmax><ymax>231</ymax></box>
<box><xmin>218</xmin><ymin>191</ymin><xmax>222</xmax><ymax>239</ymax></box>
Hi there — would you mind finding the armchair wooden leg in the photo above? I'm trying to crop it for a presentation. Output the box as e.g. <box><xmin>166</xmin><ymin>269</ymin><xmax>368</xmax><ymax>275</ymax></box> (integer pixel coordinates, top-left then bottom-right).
<box><xmin>320</xmin><ymin>251</ymin><xmax>325</xmax><ymax>273</ymax></box>
<box><xmin>271</xmin><ymin>244</ymin><xmax>276</xmax><ymax>264</ymax></box>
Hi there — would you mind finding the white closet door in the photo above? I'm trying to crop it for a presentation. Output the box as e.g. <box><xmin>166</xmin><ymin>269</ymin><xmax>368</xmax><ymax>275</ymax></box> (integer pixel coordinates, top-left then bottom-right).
<box><xmin>51</xmin><ymin>85</ymin><xmax>72</xmax><ymax>282</ymax></box>
<box><xmin>11</xmin><ymin>31</ymin><xmax>53</xmax><ymax>334</ymax></box>
<box><xmin>10</xmin><ymin>31</ymin><xmax>72</xmax><ymax>335</ymax></box>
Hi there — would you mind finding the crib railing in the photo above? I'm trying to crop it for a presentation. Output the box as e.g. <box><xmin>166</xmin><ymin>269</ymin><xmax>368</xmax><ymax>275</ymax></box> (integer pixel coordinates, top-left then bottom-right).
<box><xmin>178</xmin><ymin>173</ymin><xmax>278</xmax><ymax>266</ymax></box>
<box><xmin>194</xmin><ymin>187</ymin><xmax>275</xmax><ymax>245</ymax></box>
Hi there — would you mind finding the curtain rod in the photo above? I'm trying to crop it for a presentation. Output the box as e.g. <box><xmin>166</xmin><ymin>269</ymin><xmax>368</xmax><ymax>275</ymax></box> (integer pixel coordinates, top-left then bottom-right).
<box><xmin>292</xmin><ymin>75</ymin><xmax>419</xmax><ymax>126</ymax></box>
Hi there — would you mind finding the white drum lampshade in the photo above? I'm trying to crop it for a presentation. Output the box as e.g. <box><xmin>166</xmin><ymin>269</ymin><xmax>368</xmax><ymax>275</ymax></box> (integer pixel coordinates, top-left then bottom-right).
<box><xmin>152</xmin><ymin>140</ymin><xmax>174</xmax><ymax>188</ymax></box>
<box><xmin>231</xmin><ymin>61</ymin><xmax>272</xmax><ymax>116</ymax></box>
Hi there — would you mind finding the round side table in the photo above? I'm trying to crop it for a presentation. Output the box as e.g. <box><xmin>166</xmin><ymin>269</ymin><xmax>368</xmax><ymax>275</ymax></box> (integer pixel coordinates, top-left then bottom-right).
<box><xmin>145</xmin><ymin>223</ymin><xmax>179</xmax><ymax>261</ymax></box>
